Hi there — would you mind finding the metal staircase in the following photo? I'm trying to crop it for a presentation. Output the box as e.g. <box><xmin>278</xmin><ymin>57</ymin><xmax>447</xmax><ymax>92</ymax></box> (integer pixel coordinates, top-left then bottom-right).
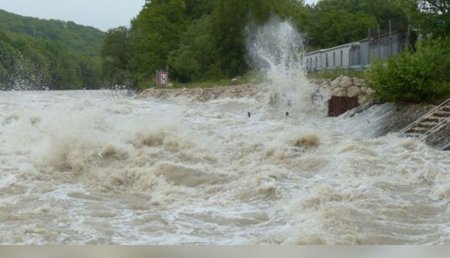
<box><xmin>399</xmin><ymin>98</ymin><xmax>450</xmax><ymax>150</ymax></box>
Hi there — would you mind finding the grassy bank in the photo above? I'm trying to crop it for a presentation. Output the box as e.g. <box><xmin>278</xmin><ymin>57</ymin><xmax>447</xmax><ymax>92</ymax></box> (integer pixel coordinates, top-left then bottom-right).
<box><xmin>307</xmin><ymin>69</ymin><xmax>368</xmax><ymax>81</ymax></box>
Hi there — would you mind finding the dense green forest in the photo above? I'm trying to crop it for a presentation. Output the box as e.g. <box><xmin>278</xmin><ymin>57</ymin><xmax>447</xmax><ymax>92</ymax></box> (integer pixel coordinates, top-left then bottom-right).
<box><xmin>0</xmin><ymin>10</ymin><xmax>104</xmax><ymax>90</ymax></box>
<box><xmin>102</xmin><ymin>0</ymin><xmax>430</xmax><ymax>88</ymax></box>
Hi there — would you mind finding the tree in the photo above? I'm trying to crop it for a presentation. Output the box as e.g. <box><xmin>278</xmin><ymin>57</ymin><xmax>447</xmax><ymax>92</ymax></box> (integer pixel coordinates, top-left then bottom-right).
<box><xmin>0</xmin><ymin>10</ymin><xmax>103</xmax><ymax>90</ymax></box>
<box><xmin>184</xmin><ymin>0</ymin><xmax>219</xmax><ymax>20</ymax></box>
<box><xmin>406</xmin><ymin>0</ymin><xmax>449</xmax><ymax>37</ymax></box>
<box><xmin>306</xmin><ymin>9</ymin><xmax>377</xmax><ymax>48</ymax></box>
<box><xmin>211</xmin><ymin>0</ymin><xmax>304</xmax><ymax>78</ymax></box>
<box><xmin>304</xmin><ymin>0</ymin><xmax>409</xmax><ymax>49</ymax></box>
<box><xmin>169</xmin><ymin>15</ymin><xmax>222</xmax><ymax>82</ymax></box>
<box><xmin>129</xmin><ymin>0</ymin><xmax>187</xmax><ymax>88</ymax></box>
<box><xmin>100</xmin><ymin>27</ymin><xmax>130</xmax><ymax>86</ymax></box>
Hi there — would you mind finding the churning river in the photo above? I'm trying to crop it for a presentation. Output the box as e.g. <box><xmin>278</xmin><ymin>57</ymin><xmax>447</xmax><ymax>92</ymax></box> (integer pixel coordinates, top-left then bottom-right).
<box><xmin>0</xmin><ymin>88</ymin><xmax>449</xmax><ymax>244</ymax></box>
<box><xmin>1</xmin><ymin>20</ymin><xmax>449</xmax><ymax>245</ymax></box>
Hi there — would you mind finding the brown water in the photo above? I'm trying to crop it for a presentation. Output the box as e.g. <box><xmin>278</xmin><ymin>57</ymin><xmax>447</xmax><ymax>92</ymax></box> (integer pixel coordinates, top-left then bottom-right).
<box><xmin>0</xmin><ymin>89</ymin><xmax>449</xmax><ymax>244</ymax></box>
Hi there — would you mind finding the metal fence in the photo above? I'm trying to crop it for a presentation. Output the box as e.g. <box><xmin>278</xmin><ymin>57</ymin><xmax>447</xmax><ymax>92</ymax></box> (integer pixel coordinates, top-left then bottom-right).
<box><xmin>357</xmin><ymin>32</ymin><xmax>407</xmax><ymax>66</ymax></box>
<box><xmin>305</xmin><ymin>32</ymin><xmax>408</xmax><ymax>72</ymax></box>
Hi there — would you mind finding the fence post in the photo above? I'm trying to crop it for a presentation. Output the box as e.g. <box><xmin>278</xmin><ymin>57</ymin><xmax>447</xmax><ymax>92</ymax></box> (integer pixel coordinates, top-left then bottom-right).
<box><xmin>406</xmin><ymin>16</ymin><xmax>411</xmax><ymax>50</ymax></box>
<box><xmin>377</xmin><ymin>24</ymin><xmax>381</xmax><ymax>60</ymax></box>
<box><xmin>389</xmin><ymin>20</ymin><xmax>393</xmax><ymax>57</ymax></box>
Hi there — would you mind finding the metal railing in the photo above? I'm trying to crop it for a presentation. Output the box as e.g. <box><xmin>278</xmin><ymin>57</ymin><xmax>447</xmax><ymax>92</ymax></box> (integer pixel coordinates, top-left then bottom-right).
<box><xmin>418</xmin><ymin>117</ymin><xmax>450</xmax><ymax>142</ymax></box>
<box><xmin>399</xmin><ymin>98</ymin><xmax>450</xmax><ymax>135</ymax></box>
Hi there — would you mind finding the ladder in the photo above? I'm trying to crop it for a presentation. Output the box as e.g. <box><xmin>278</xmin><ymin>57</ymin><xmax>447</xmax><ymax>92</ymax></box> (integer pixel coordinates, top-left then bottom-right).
<box><xmin>399</xmin><ymin>98</ymin><xmax>450</xmax><ymax>148</ymax></box>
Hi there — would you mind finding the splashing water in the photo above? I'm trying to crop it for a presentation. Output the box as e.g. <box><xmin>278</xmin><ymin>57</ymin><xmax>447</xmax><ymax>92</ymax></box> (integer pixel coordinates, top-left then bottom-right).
<box><xmin>0</xmin><ymin>89</ymin><xmax>449</xmax><ymax>244</ymax></box>
<box><xmin>246</xmin><ymin>18</ymin><xmax>316</xmax><ymax>113</ymax></box>
<box><xmin>0</xmin><ymin>19</ymin><xmax>449</xmax><ymax>244</ymax></box>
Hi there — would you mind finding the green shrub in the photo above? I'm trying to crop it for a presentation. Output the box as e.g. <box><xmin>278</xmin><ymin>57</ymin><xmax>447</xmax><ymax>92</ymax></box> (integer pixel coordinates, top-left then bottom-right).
<box><xmin>368</xmin><ymin>38</ymin><xmax>450</xmax><ymax>103</ymax></box>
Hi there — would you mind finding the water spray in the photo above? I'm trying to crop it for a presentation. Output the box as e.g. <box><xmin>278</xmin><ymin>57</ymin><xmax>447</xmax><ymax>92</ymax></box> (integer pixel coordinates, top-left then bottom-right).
<box><xmin>246</xmin><ymin>17</ymin><xmax>316</xmax><ymax>113</ymax></box>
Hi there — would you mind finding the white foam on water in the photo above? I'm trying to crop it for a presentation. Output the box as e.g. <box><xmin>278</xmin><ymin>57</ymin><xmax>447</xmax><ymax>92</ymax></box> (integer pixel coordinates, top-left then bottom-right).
<box><xmin>0</xmin><ymin>20</ymin><xmax>449</xmax><ymax>244</ymax></box>
<box><xmin>0</xmin><ymin>89</ymin><xmax>449</xmax><ymax>244</ymax></box>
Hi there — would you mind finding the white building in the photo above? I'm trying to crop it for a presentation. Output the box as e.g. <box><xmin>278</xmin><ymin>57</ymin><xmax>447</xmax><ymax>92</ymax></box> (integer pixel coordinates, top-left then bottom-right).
<box><xmin>305</xmin><ymin>42</ymin><xmax>361</xmax><ymax>72</ymax></box>
<box><xmin>305</xmin><ymin>32</ymin><xmax>406</xmax><ymax>72</ymax></box>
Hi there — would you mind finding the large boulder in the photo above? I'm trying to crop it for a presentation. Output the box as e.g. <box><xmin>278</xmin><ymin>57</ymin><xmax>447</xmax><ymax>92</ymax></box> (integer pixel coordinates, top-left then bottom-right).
<box><xmin>339</xmin><ymin>76</ymin><xmax>353</xmax><ymax>88</ymax></box>
<box><xmin>332</xmin><ymin>87</ymin><xmax>347</xmax><ymax>97</ymax></box>
<box><xmin>330</xmin><ymin>76</ymin><xmax>343</xmax><ymax>88</ymax></box>
<box><xmin>347</xmin><ymin>86</ymin><xmax>362</xmax><ymax>98</ymax></box>
<box><xmin>366</xmin><ymin>87</ymin><xmax>376</xmax><ymax>95</ymax></box>
<box><xmin>361</xmin><ymin>86</ymin><xmax>368</xmax><ymax>94</ymax></box>
<box><xmin>358</xmin><ymin>96</ymin><xmax>368</xmax><ymax>105</ymax></box>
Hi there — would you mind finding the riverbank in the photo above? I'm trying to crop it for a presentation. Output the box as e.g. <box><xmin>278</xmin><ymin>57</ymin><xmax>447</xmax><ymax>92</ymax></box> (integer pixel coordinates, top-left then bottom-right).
<box><xmin>2</xmin><ymin>90</ymin><xmax>449</xmax><ymax>244</ymax></box>
<box><xmin>139</xmin><ymin>81</ymin><xmax>448</xmax><ymax>150</ymax></box>
<box><xmin>139</xmin><ymin>83</ymin><xmax>263</xmax><ymax>102</ymax></box>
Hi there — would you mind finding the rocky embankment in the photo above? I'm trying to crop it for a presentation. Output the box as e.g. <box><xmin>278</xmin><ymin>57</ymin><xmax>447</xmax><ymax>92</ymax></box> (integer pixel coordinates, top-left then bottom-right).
<box><xmin>139</xmin><ymin>75</ymin><xmax>376</xmax><ymax>105</ymax></box>
<box><xmin>371</xmin><ymin>103</ymin><xmax>449</xmax><ymax>150</ymax></box>
<box><xmin>311</xmin><ymin>75</ymin><xmax>376</xmax><ymax>106</ymax></box>
<box><xmin>312</xmin><ymin>76</ymin><xmax>448</xmax><ymax>149</ymax></box>
<box><xmin>138</xmin><ymin>77</ymin><xmax>448</xmax><ymax>150</ymax></box>
<box><xmin>138</xmin><ymin>83</ymin><xmax>262</xmax><ymax>102</ymax></box>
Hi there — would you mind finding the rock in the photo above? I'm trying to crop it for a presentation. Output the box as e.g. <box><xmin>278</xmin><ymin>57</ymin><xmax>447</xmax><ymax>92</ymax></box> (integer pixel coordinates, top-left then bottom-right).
<box><xmin>316</xmin><ymin>80</ymin><xmax>326</xmax><ymax>87</ymax></box>
<box><xmin>330</xmin><ymin>77</ymin><xmax>341</xmax><ymax>88</ymax></box>
<box><xmin>231</xmin><ymin>77</ymin><xmax>241</xmax><ymax>85</ymax></box>
<box><xmin>320</xmin><ymin>81</ymin><xmax>330</xmax><ymax>90</ymax></box>
<box><xmin>332</xmin><ymin>87</ymin><xmax>347</xmax><ymax>97</ymax></box>
<box><xmin>347</xmin><ymin>86</ymin><xmax>362</xmax><ymax>98</ymax></box>
<box><xmin>366</xmin><ymin>87</ymin><xmax>376</xmax><ymax>95</ymax></box>
<box><xmin>361</xmin><ymin>86</ymin><xmax>368</xmax><ymax>94</ymax></box>
<box><xmin>339</xmin><ymin>76</ymin><xmax>353</xmax><ymax>88</ymax></box>
<box><xmin>358</xmin><ymin>96</ymin><xmax>368</xmax><ymax>105</ymax></box>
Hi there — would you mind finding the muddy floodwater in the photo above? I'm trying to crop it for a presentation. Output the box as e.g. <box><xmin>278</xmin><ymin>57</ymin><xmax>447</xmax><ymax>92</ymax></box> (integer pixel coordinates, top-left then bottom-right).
<box><xmin>0</xmin><ymin>89</ymin><xmax>449</xmax><ymax>244</ymax></box>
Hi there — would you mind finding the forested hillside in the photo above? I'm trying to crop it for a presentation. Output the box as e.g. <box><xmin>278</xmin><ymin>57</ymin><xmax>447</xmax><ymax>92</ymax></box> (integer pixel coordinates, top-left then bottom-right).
<box><xmin>101</xmin><ymin>0</ymin><xmax>414</xmax><ymax>88</ymax></box>
<box><xmin>1</xmin><ymin>0</ymin><xmax>446</xmax><ymax>93</ymax></box>
<box><xmin>0</xmin><ymin>10</ymin><xmax>104</xmax><ymax>90</ymax></box>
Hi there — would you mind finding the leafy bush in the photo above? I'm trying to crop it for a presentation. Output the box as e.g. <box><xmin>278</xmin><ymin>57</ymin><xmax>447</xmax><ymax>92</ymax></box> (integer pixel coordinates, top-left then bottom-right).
<box><xmin>368</xmin><ymin>38</ymin><xmax>450</xmax><ymax>103</ymax></box>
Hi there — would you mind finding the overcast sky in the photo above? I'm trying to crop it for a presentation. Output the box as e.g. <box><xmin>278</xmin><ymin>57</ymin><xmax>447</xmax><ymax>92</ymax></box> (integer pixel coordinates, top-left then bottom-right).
<box><xmin>0</xmin><ymin>0</ymin><xmax>318</xmax><ymax>31</ymax></box>
<box><xmin>305</xmin><ymin>0</ymin><xmax>318</xmax><ymax>5</ymax></box>
<box><xmin>0</xmin><ymin>0</ymin><xmax>145</xmax><ymax>31</ymax></box>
